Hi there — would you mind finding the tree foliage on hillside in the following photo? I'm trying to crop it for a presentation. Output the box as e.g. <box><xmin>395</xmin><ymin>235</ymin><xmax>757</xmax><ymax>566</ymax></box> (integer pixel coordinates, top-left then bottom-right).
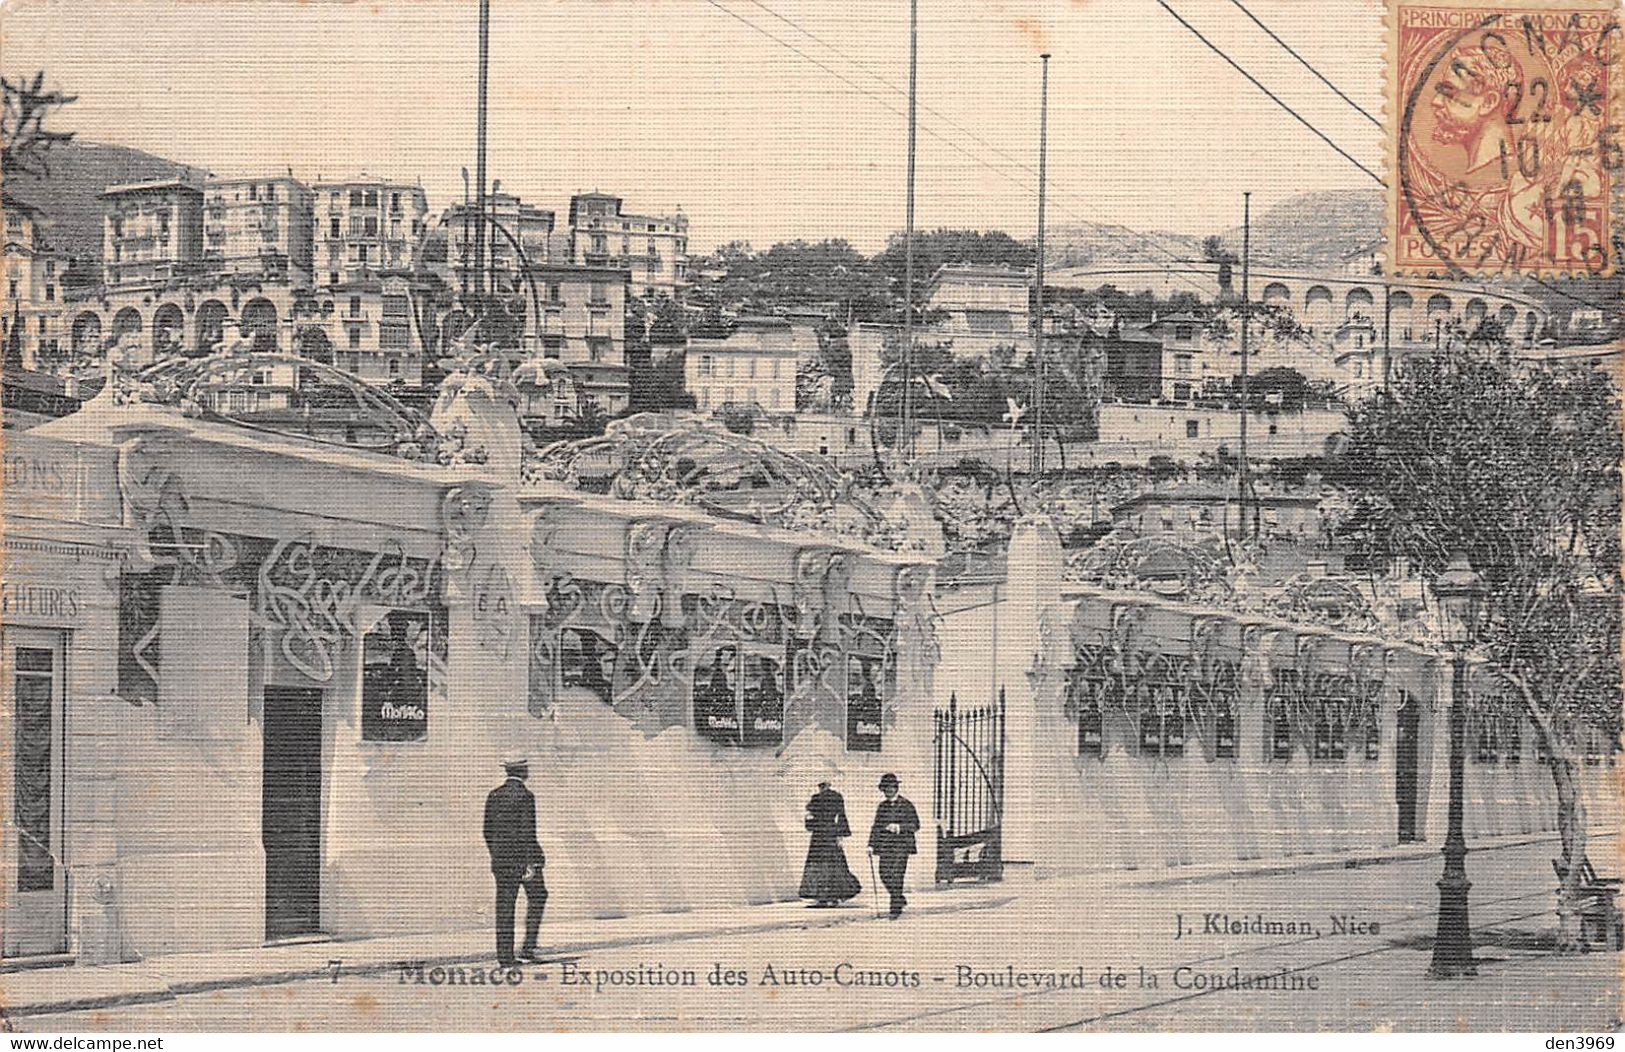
<box><xmin>1330</xmin><ymin>351</ymin><xmax>1622</xmax><ymax>949</ymax></box>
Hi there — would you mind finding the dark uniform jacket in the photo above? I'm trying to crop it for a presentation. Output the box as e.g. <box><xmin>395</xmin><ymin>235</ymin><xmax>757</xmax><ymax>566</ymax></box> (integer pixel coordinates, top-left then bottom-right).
<box><xmin>484</xmin><ymin>778</ymin><xmax>546</xmax><ymax>877</ymax></box>
<box><xmin>868</xmin><ymin>795</ymin><xmax>921</xmax><ymax>856</ymax></box>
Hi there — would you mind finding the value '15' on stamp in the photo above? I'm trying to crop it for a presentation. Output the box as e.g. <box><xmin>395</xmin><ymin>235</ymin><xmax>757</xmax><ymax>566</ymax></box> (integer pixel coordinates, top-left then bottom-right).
<box><xmin>1388</xmin><ymin>0</ymin><xmax>1621</xmax><ymax>275</ymax></box>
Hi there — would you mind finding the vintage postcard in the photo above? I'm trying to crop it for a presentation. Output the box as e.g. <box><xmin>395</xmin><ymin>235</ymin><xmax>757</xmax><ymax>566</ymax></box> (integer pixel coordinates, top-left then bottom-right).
<box><xmin>0</xmin><ymin>0</ymin><xmax>1621</xmax><ymax>1038</ymax></box>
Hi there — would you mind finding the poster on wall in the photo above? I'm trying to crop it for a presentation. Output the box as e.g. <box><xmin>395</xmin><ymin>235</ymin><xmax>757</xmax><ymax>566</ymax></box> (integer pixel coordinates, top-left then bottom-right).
<box><xmin>740</xmin><ymin>646</ymin><xmax>785</xmax><ymax>748</ymax></box>
<box><xmin>845</xmin><ymin>654</ymin><xmax>884</xmax><ymax>752</ymax></box>
<box><xmin>559</xmin><ymin>626</ymin><xmax>618</xmax><ymax>705</ymax></box>
<box><xmin>692</xmin><ymin>644</ymin><xmax>740</xmax><ymax>746</ymax></box>
<box><xmin>361</xmin><ymin>609</ymin><xmax>430</xmax><ymax>742</ymax></box>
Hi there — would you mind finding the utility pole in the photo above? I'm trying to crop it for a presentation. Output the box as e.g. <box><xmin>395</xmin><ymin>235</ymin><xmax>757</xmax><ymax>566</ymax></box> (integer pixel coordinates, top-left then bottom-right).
<box><xmin>1031</xmin><ymin>53</ymin><xmax>1051</xmax><ymax>477</ymax></box>
<box><xmin>1238</xmin><ymin>191</ymin><xmax>1251</xmax><ymax>540</ymax></box>
<box><xmin>473</xmin><ymin>0</ymin><xmax>490</xmax><ymax>301</ymax></box>
<box><xmin>900</xmin><ymin>0</ymin><xmax>918</xmax><ymax>462</ymax></box>
<box><xmin>1382</xmin><ymin>283</ymin><xmax>1392</xmax><ymax>392</ymax></box>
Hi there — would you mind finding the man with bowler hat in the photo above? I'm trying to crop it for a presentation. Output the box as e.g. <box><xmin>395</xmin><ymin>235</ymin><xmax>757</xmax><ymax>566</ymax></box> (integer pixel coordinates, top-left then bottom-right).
<box><xmin>484</xmin><ymin>756</ymin><xmax>548</xmax><ymax>966</ymax></box>
<box><xmin>868</xmin><ymin>773</ymin><xmax>920</xmax><ymax>919</ymax></box>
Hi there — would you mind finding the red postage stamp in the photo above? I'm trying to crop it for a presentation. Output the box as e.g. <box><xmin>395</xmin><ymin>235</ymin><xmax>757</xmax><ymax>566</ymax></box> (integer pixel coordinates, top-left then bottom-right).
<box><xmin>1387</xmin><ymin>0</ymin><xmax>1621</xmax><ymax>275</ymax></box>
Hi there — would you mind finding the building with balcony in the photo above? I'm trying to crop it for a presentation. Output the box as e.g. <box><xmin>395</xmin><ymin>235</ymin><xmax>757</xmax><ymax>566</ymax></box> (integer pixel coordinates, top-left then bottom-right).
<box><xmin>444</xmin><ymin>191</ymin><xmax>557</xmax><ymax>296</ymax></box>
<box><xmin>685</xmin><ymin>315</ymin><xmax>813</xmax><ymax>412</ymax></box>
<box><xmin>313</xmin><ymin>176</ymin><xmax>428</xmax><ymax>288</ymax></box>
<box><xmin>101</xmin><ymin>177</ymin><xmax>205</xmax><ymax>289</ymax></box>
<box><xmin>329</xmin><ymin>275</ymin><xmax>421</xmax><ymax>385</ymax></box>
<box><xmin>3</xmin><ymin>197</ymin><xmax>65</xmax><ymax>371</ymax></box>
<box><xmin>520</xmin><ymin>262</ymin><xmax>631</xmax><ymax>423</ymax></box>
<box><xmin>202</xmin><ymin>176</ymin><xmax>315</xmax><ymax>286</ymax></box>
<box><xmin>567</xmin><ymin>192</ymin><xmax>689</xmax><ymax>301</ymax></box>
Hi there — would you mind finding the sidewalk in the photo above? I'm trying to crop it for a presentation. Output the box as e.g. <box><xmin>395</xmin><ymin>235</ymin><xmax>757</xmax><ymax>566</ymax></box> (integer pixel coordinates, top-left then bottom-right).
<box><xmin>2</xmin><ymin>829</ymin><xmax>1600</xmax><ymax>1022</ymax></box>
<box><xmin>0</xmin><ymin>881</ymin><xmax>1015</xmax><ymax>1021</ymax></box>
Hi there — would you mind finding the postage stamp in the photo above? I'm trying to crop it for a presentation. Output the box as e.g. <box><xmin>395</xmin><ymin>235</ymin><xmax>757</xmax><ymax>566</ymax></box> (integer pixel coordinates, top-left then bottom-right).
<box><xmin>1387</xmin><ymin>0</ymin><xmax>1622</xmax><ymax>276</ymax></box>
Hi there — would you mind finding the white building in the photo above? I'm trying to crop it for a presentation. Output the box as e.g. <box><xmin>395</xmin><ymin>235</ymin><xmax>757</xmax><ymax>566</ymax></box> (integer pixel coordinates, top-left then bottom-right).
<box><xmin>567</xmin><ymin>192</ymin><xmax>689</xmax><ymax>300</ymax></box>
<box><xmin>312</xmin><ymin>176</ymin><xmax>429</xmax><ymax>288</ymax></box>
<box><xmin>202</xmin><ymin>176</ymin><xmax>316</xmax><ymax>286</ymax></box>
<box><xmin>685</xmin><ymin>316</ymin><xmax>813</xmax><ymax>412</ymax></box>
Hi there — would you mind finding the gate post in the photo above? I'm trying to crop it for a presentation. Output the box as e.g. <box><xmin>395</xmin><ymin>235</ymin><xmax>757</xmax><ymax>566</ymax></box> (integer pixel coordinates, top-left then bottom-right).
<box><xmin>1001</xmin><ymin>516</ymin><xmax>1063</xmax><ymax>866</ymax></box>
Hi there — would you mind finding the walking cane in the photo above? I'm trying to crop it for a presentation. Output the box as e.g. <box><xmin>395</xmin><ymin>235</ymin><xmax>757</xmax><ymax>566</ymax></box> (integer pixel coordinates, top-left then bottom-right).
<box><xmin>868</xmin><ymin>850</ymin><xmax>882</xmax><ymax>919</ymax></box>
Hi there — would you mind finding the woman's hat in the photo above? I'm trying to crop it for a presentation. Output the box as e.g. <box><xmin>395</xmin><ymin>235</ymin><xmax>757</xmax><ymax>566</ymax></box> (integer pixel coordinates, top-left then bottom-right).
<box><xmin>879</xmin><ymin>772</ymin><xmax>900</xmax><ymax>790</ymax></box>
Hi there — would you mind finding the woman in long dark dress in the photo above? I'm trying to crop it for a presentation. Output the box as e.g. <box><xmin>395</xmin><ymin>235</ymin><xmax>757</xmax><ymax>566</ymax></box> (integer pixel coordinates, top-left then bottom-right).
<box><xmin>799</xmin><ymin>781</ymin><xmax>861</xmax><ymax>907</ymax></box>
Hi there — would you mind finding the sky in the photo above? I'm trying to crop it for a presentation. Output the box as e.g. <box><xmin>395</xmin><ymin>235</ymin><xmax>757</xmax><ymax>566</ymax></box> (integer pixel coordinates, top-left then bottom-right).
<box><xmin>2</xmin><ymin>0</ymin><xmax>1386</xmax><ymax>253</ymax></box>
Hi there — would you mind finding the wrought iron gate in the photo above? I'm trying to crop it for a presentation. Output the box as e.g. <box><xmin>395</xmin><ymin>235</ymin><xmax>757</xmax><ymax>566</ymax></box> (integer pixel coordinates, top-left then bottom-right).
<box><xmin>932</xmin><ymin>689</ymin><xmax>1005</xmax><ymax>883</ymax></box>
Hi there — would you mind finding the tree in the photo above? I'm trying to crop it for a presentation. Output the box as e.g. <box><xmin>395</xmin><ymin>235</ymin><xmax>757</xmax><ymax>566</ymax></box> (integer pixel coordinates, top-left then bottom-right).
<box><xmin>1331</xmin><ymin>350</ymin><xmax>1621</xmax><ymax>951</ymax></box>
<box><xmin>2</xmin><ymin>72</ymin><xmax>76</xmax><ymax>178</ymax></box>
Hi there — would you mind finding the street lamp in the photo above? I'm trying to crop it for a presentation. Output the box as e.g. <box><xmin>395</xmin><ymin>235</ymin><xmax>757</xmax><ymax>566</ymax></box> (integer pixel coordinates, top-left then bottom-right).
<box><xmin>1429</xmin><ymin>550</ymin><xmax>1487</xmax><ymax>979</ymax></box>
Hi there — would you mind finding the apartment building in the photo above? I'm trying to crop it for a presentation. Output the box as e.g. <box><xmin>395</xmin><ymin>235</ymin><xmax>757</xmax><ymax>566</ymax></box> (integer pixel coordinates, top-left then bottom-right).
<box><xmin>444</xmin><ymin>191</ymin><xmax>557</xmax><ymax>296</ymax></box>
<box><xmin>2</xmin><ymin>198</ymin><xmax>64</xmax><ymax>370</ymax></box>
<box><xmin>313</xmin><ymin>177</ymin><xmax>429</xmax><ymax>288</ymax></box>
<box><xmin>202</xmin><ymin>176</ymin><xmax>315</xmax><ymax>286</ymax></box>
<box><xmin>527</xmin><ymin>262</ymin><xmax>631</xmax><ymax>422</ymax></box>
<box><xmin>566</xmin><ymin>192</ymin><xmax>689</xmax><ymax>300</ymax></box>
<box><xmin>331</xmin><ymin>274</ymin><xmax>422</xmax><ymax>385</ymax></box>
<box><xmin>101</xmin><ymin>177</ymin><xmax>205</xmax><ymax>289</ymax></box>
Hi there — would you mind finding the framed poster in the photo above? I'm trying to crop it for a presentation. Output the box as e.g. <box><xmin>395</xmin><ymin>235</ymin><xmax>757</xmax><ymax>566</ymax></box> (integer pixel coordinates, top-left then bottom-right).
<box><xmin>845</xmin><ymin>654</ymin><xmax>884</xmax><ymax>752</ymax></box>
<box><xmin>361</xmin><ymin>609</ymin><xmax>430</xmax><ymax>742</ymax></box>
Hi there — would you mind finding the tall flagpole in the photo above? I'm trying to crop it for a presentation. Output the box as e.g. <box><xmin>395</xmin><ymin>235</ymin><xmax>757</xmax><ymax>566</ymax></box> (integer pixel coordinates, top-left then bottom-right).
<box><xmin>1239</xmin><ymin>191</ymin><xmax>1252</xmax><ymax>539</ymax></box>
<box><xmin>473</xmin><ymin>0</ymin><xmax>490</xmax><ymax>300</ymax></box>
<box><xmin>1031</xmin><ymin>53</ymin><xmax>1051</xmax><ymax>476</ymax></box>
<box><xmin>901</xmin><ymin>0</ymin><xmax>918</xmax><ymax>462</ymax></box>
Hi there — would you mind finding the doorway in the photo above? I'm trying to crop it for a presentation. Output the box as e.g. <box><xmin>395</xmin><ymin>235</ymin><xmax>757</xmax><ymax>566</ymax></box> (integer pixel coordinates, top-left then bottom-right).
<box><xmin>262</xmin><ymin>686</ymin><xmax>323</xmax><ymax>939</ymax></box>
<box><xmin>3</xmin><ymin>629</ymin><xmax>68</xmax><ymax>958</ymax></box>
<box><xmin>1395</xmin><ymin>692</ymin><xmax>1421</xmax><ymax>843</ymax></box>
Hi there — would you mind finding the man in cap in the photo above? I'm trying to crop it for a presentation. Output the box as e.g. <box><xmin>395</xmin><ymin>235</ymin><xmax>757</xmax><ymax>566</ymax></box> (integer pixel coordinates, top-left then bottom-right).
<box><xmin>868</xmin><ymin>773</ymin><xmax>920</xmax><ymax>919</ymax></box>
<box><xmin>484</xmin><ymin>756</ymin><xmax>548</xmax><ymax>967</ymax></box>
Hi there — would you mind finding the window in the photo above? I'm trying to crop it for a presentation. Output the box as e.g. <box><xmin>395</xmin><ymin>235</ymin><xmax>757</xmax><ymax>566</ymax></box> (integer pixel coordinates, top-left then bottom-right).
<box><xmin>1175</xmin><ymin>355</ymin><xmax>1192</xmax><ymax>376</ymax></box>
<box><xmin>329</xmin><ymin>271</ymin><xmax>340</xmax><ymax>287</ymax></box>
<box><xmin>358</xmin><ymin>246</ymin><xmax>368</xmax><ymax>263</ymax></box>
<box><xmin>587</xmin><ymin>336</ymin><xmax>611</xmax><ymax>362</ymax></box>
<box><xmin>771</xmin><ymin>359</ymin><xmax>781</xmax><ymax>378</ymax></box>
<box><xmin>1365</xmin><ymin>720</ymin><xmax>1381</xmax><ymax>761</ymax></box>
<box><xmin>747</xmin><ymin>358</ymin><xmax>757</xmax><ymax>378</ymax></box>
<box><xmin>364</xmin><ymin>191</ymin><xmax>378</xmax><ymax>207</ymax></box>
<box><xmin>1140</xmin><ymin>691</ymin><xmax>1185</xmax><ymax>757</ymax></box>
<box><xmin>349</xmin><ymin>296</ymin><xmax>362</xmax><ymax>317</ymax></box>
<box><xmin>698</xmin><ymin>355</ymin><xmax>713</xmax><ymax>377</ymax></box>
<box><xmin>1475</xmin><ymin>719</ymin><xmax>1500</xmax><ymax>764</ymax></box>
<box><xmin>249</xmin><ymin>184</ymin><xmax>258</xmax><ymax>201</ymax></box>
<box><xmin>769</xmin><ymin>390</ymin><xmax>779</xmax><ymax>408</ymax></box>
<box><xmin>548</xmin><ymin>283</ymin><xmax>563</xmax><ymax>304</ymax></box>
<box><xmin>364</xmin><ymin>217</ymin><xmax>378</xmax><ymax>236</ymax></box>
<box><xmin>391</xmin><ymin>192</ymin><xmax>401</xmax><ymax>212</ymax></box>
<box><xmin>382</xmin><ymin>294</ymin><xmax>409</xmax><ymax>317</ymax></box>
<box><xmin>1070</xmin><ymin>665</ymin><xmax>1109</xmax><ymax>757</ymax></box>
<box><xmin>349</xmin><ymin>328</ymin><xmax>362</xmax><ymax>350</ymax></box>
<box><xmin>350</xmin><ymin>190</ymin><xmax>364</xmax><ymax>207</ymax></box>
<box><xmin>1175</xmin><ymin>324</ymin><xmax>1194</xmax><ymax>340</ymax></box>
<box><xmin>388</xmin><ymin>357</ymin><xmax>401</xmax><ymax>375</ymax></box>
<box><xmin>589</xmin><ymin>282</ymin><xmax>608</xmax><ymax>306</ymax></box>
<box><xmin>380</xmin><ymin>323</ymin><xmax>410</xmax><ymax>350</ymax></box>
<box><xmin>1186</xmin><ymin>419</ymin><xmax>1199</xmax><ymax>439</ymax></box>
<box><xmin>1505</xmin><ymin>718</ymin><xmax>1522</xmax><ymax>765</ymax></box>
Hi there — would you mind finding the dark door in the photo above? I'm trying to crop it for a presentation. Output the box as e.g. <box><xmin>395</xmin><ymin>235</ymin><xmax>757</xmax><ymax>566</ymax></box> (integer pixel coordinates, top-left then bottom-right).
<box><xmin>1395</xmin><ymin>693</ymin><xmax>1420</xmax><ymax>843</ymax></box>
<box><xmin>263</xmin><ymin>687</ymin><xmax>323</xmax><ymax>939</ymax></box>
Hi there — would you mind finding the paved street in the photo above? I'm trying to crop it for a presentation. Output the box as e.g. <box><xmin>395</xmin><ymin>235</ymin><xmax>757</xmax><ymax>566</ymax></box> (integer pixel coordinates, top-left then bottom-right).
<box><xmin>10</xmin><ymin>836</ymin><xmax>1618</xmax><ymax>1033</ymax></box>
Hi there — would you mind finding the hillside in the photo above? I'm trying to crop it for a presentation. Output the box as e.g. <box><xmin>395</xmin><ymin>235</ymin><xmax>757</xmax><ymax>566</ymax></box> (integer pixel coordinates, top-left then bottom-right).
<box><xmin>5</xmin><ymin>140</ymin><xmax>197</xmax><ymax>262</ymax></box>
<box><xmin>1214</xmin><ymin>188</ymin><xmax>1384</xmax><ymax>266</ymax></box>
<box><xmin>1045</xmin><ymin>221</ymin><xmax>1204</xmax><ymax>268</ymax></box>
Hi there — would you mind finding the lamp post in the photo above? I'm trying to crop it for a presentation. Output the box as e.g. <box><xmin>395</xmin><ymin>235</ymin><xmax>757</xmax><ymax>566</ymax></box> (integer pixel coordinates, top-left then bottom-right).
<box><xmin>1429</xmin><ymin>550</ymin><xmax>1487</xmax><ymax>979</ymax></box>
